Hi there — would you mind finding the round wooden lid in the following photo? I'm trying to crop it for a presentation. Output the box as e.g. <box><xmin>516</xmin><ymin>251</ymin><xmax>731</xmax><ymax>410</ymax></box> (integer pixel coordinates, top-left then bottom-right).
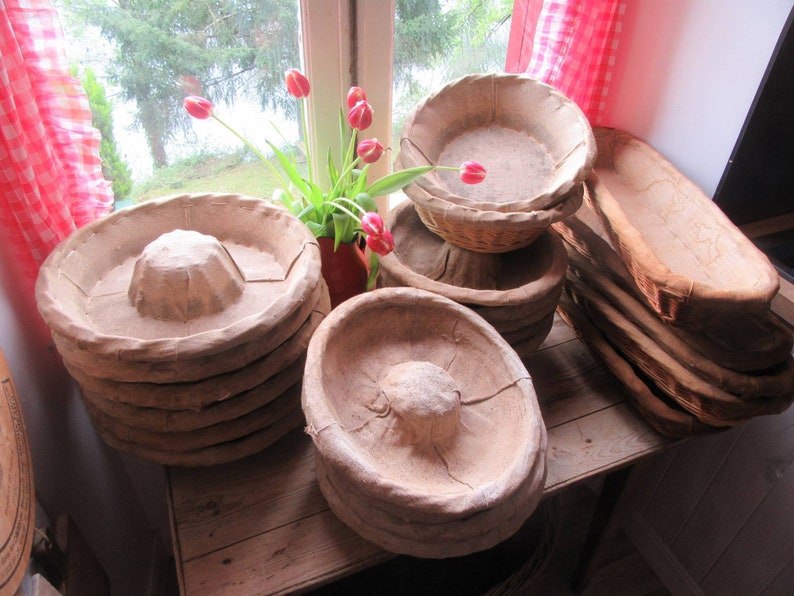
<box><xmin>0</xmin><ymin>350</ymin><xmax>35</xmax><ymax>594</ymax></box>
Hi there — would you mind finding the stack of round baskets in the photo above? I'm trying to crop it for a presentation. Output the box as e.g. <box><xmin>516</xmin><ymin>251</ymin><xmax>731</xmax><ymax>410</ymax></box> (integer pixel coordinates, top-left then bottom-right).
<box><xmin>302</xmin><ymin>288</ymin><xmax>547</xmax><ymax>558</ymax></box>
<box><xmin>380</xmin><ymin>73</ymin><xmax>597</xmax><ymax>357</ymax></box>
<box><xmin>36</xmin><ymin>193</ymin><xmax>330</xmax><ymax>466</ymax></box>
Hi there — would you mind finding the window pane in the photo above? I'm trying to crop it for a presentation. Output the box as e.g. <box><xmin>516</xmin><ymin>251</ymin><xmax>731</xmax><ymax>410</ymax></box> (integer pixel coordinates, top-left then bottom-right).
<box><xmin>58</xmin><ymin>0</ymin><xmax>303</xmax><ymax>207</ymax></box>
<box><xmin>392</xmin><ymin>0</ymin><xmax>512</xmax><ymax>136</ymax></box>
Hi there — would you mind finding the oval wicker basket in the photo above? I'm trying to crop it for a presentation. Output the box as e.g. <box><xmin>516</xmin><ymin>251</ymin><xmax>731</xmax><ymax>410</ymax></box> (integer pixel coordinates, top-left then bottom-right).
<box><xmin>586</xmin><ymin>127</ymin><xmax>780</xmax><ymax>327</ymax></box>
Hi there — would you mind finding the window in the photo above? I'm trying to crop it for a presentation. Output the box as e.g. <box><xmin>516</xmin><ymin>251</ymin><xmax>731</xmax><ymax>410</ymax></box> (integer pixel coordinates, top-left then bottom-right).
<box><xmin>56</xmin><ymin>1</ymin><xmax>511</xmax><ymax>209</ymax></box>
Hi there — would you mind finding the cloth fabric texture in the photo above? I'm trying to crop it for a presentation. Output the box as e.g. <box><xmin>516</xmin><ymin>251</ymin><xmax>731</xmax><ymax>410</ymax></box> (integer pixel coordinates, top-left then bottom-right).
<box><xmin>506</xmin><ymin>0</ymin><xmax>625</xmax><ymax>124</ymax></box>
<box><xmin>0</xmin><ymin>0</ymin><xmax>112</xmax><ymax>297</ymax></box>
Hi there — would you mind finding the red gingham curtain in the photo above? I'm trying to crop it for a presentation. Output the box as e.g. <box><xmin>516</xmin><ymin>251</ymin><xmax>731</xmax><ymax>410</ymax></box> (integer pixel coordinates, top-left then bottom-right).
<box><xmin>506</xmin><ymin>0</ymin><xmax>625</xmax><ymax>124</ymax></box>
<box><xmin>0</xmin><ymin>0</ymin><xmax>112</xmax><ymax>297</ymax></box>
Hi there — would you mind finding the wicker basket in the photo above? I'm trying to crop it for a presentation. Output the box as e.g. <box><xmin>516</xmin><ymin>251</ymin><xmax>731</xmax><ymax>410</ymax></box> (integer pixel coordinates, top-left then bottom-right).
<box><xmin>586</xmin><ymin>127</ymin><xmax>779</xmax><ymax>327</ymax></box>
<box><xmin>302</xmin><ymin>287</ymin><xmax>547</xmax><ymax>558</ymax></box>
<box><xmin>400</xmin><ymin>158</ymin><xmax>584</xmax><ymax>253</ymax></box>
<box><xmin>554</xmin><ymin>203</ymin><xmax>794</xmax><ymax>372</ymax></box>
<box><xmin>35</xmin><ymin>193</ymin><xmax>329</xmax><ymax>466</ymax></box>
<box><xmin>564</xmin><ymin>272</ymin><xmax>793</xmax><ymax>426</ymax></box>
<box><xmin>378</xmin><ymin>200</ymin><xmax>565</xmax><ymax>356</ymax></box>
<box><xmin>399</xmin><ymin>73</ymin><xmax>596</xmax><ymax>213</ymax></box>
<box><xmin>557</xmin><ymin>291</ymin><xmax>716</xmax><ymax>438</ymax></box>
<box><xmin>567</xmin><ymin>247</ymin><xmax>794</xmax><ymax>400</ymax></box>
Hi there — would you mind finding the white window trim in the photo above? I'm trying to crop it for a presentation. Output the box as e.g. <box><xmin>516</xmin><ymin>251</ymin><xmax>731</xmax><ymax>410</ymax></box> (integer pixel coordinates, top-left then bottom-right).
<box><xmin>300</xmin><ymin>0</ymin><xmax>395</xmax><ymax>213</ymax></box>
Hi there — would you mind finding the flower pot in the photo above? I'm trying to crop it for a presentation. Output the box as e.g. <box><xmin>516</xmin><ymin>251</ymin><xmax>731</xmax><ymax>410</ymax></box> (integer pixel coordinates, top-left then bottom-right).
<box><xmin>317</xmin><ymin>237</ymin><xmax>369</xmax><ymax>308</ymax></box>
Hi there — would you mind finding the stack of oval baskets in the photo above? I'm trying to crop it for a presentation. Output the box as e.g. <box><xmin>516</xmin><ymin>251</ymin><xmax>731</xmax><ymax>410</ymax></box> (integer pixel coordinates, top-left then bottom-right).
<box><xmin>554</xmin><ymin>127</ymin><xmax>794</xmax><ymax>437</ymax></box>
<box><xmin>36</xmin><ymin>193</ymin><xmax>330</xmax><ymax>466</ymax></box>
<box><xmin>302</xmin><ymin>287</ymin><xmax>548</xmax><ymax>558</ymax></box>
<box><xmin>380</xmin><ymin>73</ymin><xmax>598</xmax><ymax>358</ymax></box>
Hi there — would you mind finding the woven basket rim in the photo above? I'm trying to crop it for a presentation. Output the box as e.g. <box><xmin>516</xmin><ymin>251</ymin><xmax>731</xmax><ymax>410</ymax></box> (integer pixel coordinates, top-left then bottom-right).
<box><xmin>399</xmin><ymin>73</ymin><xmax>597</xmax><ymax>213</ymax></box>
<box><xmin>557</xmin><ymin>291</ymin><xmax>712</xmax><ymax>438</ymax></box>
<box><xmin>35</xmin><ymin>193</ymin><xmax>322</xmax><ymax>362</ymax></box>
<box><xmin>565</xmin><ymin>272</ymin><xmax>793</xmax><ymax>425</ymax></box>
<box><xmin>567</xmin><ymin>248</ymin><xmax>794</xmax><ymax>399</ymax></box>
<box><xmin>587</xmin><ymin>127</ymin><xmax>779</xmax><ymax>320</ymax></box>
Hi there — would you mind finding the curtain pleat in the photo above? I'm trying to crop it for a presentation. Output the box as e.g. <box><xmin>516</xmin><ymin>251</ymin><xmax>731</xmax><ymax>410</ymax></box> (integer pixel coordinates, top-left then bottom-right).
<box><xmin>506</xmin><ymin>0</ymin><xmax>625</xmax><ymax>124</ymax></box>
<box><xmin>0</xmin><ymin>1</ymin><xmax>112</xmax><ymax>297</ymax></box>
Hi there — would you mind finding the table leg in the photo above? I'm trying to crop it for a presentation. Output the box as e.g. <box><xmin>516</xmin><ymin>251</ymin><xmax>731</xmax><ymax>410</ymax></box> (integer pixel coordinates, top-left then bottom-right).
<box><xmin>570</xmin><ymin>465</ymin><xmax>632</xmax><ymax>593</ymax></box>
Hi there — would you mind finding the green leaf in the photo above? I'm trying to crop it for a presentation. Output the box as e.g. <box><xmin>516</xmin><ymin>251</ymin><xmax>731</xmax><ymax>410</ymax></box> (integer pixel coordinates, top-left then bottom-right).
<box><xmin>327</xmin><ymin>146</ymin><xmax>339</xmax><ymax>187</ymax></box>
<box><xmin>265</xmin><ymin>140</ymin><xmax>310</xmax><ymax>198</ymax></box>
<box><xmin>366</xmin><ymin>166</ymin><xmax>435</xmax><ymax>197</ymax></box>
<box><xmin>304</xmin><ymin>221</ymin><xmax>327</xmax><ymax>237</ymax></box>
<box><xmin>332</xmin><ymin>212</ymin><xmax>356</xmax><ymax>247</ymax></box>
<box><xmin>355</xmin><ymin>192</ymin><xmax>377</xmax><ymax>213</ymax></box>
<box><xmin>367</xmin><ymin>251</ymin><xmax>380</xmax><ymax>290</ymax></box>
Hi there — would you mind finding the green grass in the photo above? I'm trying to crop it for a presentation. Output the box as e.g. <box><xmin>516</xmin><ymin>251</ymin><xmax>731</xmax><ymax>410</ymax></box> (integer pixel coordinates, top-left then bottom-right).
<box><xmin>129</xmin><ymin>151</ymin><xmax>283</xmax><ymax>203</ymax></box>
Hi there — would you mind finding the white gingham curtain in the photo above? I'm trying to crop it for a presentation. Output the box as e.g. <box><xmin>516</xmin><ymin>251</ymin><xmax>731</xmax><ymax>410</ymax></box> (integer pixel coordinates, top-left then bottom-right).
<box><xmin>0</xmin><ymin>0</ymin><xmax>112</xmax><ymax>298</ymax></box>
<box><xmin>506</xmin><ymin>0</ymin><xmax>625</xmax><ymax>124</ymax></box>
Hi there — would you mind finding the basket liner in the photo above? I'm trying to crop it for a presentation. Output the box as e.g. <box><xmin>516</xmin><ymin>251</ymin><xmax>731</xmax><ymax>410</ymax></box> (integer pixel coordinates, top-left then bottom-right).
<box><xmin>302</xmin><ymin>288</ymin><xmax>546</xmax><ymax>518</ymax></box>
<box><xmin>66</xmin><ymin>308</ymin><xmax>324</xmax><ymax>410</ymax></box>
<box><xmin>52</xmin><ymin>278</ymin><xmax>327</xmax><ymax>383</ymax></box>
<box><xmin>399</xmin><ymin>73</ymin><xmax>596</xmax><ymax>213</ymax></box>
<box><xmin>553</xmin><ymin>204</ymin><xmax>794</xmax><ymax>372</ymax></box>
<box><xmin>80</xmin><ymin>356</ymin><xmax>305</xmax><ymax>433</ymax></box>
<box><xmin>380</xmin><ymin>200</ymin><xmax>567</xmax><ymax>307</ymax></box>
<box><xmin>88</xmin><ymin>388</ymin><xmax>305</xmax><ymax>467</ymax></box>
<box><xmin>586</xmin><ymin>127</ymin><xmax>779</xmax><ymax>327</ymax></box>
<box><xmin>564</xmin><ymin>272</ymin><xmax>793</xmax><ymax>426</ymax></box>
<box><xmin>36</xmin><ymin>193</ymin><xmax>322</xmax><ymax>361</ymax></box>
<box><xmin>315</xmin><ymin>450</ymin><xmax>546</xmax><ymax>558</ymax></box>
<box><xmin>82</xmin><ymin>374</ymin><xmax>301</xmax><ymax>452</ymax></box>
<box><xmin>469</xmin><ymin>286</ymin><xmax>562</xmax><ymax>332</ymax></box>
<box><xmin>566</xmin><ymin>248</ymin><xmax>794</xmax><ymax>399</ymax></box>
<box><xmin>557</xmin><ymin>291</ymin><xmax>717</xmax><ymax>438</ymax></box>
<box><xmin>500</xmin><ymin>311</ymin><xmax>556</xmax><ymax>347</ymax></box>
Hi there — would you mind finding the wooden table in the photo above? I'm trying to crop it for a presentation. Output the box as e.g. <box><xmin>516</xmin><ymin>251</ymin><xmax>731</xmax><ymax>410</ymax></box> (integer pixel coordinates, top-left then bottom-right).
<box><xmin>167</xmin><ymin>314</ymin><xmax>678</xmax><ymax>595</ymax></box>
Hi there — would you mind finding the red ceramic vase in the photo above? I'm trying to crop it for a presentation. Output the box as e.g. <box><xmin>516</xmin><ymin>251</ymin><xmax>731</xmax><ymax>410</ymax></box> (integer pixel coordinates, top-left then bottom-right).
<box><xmin>317</xmin><ymin>237</ymin><xmax>369</xmax><ymax>308</ymax></box>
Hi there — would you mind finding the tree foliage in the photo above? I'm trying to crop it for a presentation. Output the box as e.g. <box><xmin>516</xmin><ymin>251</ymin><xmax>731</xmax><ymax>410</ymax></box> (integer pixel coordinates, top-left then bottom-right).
<box><xmin>79</xmin><ymin>66</ymin><xmax>134</xmax><ymax>202</ymax></box>
<box><xmin>61</xmin><ymin>1</ymin><xmax>511</xmax><ymax>170</ymax></box>
<box><xmin>62</xmin><ymin>0</ymin><xmax>301</xmax><ymax>167</ymax></box>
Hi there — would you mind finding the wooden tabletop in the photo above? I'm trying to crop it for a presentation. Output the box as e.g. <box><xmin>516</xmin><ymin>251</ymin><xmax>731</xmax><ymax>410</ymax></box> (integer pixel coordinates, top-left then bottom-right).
<box><xmin>167</xmin><ymin>314</ymin><xmax>676</xmax><ymax>595</ymax></box>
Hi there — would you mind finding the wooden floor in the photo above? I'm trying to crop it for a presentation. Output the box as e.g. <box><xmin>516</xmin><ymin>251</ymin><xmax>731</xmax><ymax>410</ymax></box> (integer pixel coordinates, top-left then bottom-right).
<box><xmin>305</xmin><ymin>482</ymin><xmax>671</xmax><ymax>596</ymax></box>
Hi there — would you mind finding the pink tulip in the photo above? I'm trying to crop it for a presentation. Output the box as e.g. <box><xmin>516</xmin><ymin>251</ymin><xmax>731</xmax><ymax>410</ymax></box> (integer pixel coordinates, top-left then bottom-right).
<box><xmin>366</xmin><ymin>229</ymin><xmax>395</xmax><ymax>256</ymax></box>
<box><xmin>183</xmin><ymin>96</ymin><xmax>214</xmax><ymax>120</ymax></box>
<box><xmin>360</xmin><ymin>212</ymin><xmax>385</xmax><ymax>237</ymax></box>
<box><xmin>459</xmin><ymin>161</ymin><xmax>486</xmax><ymax>184</ymax></box>
<box><xmin>285</xmin><ymin>68</ymin><xmax>311</xmax><ymax>98</ymax></box>
<box><xmin>347</xmin><ymin>100</ymin><xmax>373</xmax><ymax>131</ymax></box>
<box><xmin>357</xmin><ymin>138</ymin><xmax>384</xmax><ymax>164</ymax></box>
<box><xmin>347</xmin><ymin>86</ymin><xmax>367</xmax><ymax>108</ymax></box>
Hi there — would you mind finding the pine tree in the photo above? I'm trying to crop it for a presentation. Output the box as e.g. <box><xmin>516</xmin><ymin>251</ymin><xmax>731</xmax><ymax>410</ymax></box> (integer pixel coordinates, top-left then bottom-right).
<box><xmin>80</xmin><ymin>67</ymin><xmax>134</xmax><ymax>204</ymax></box>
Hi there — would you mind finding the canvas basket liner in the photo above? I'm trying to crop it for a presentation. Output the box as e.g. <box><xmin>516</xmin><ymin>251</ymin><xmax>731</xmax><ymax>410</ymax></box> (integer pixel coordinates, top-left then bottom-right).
<box><xmin>399</xmin><ymin>73</ymin><xmax>596</xmax><ymax>214</ymax></box>
<box><xmin>586</xmin><ymin>127</ymin><xmax>779</xmax><ymax>328</ymax></box>
<box><xmin>552</xmin><ymin>205</ymin><xmax>794</xmax><ymax>373</ymax></box>
<box><xmin>302</xmin><ymin>288</ymin><xmax>547</xmax><ymax>556</ymax></box>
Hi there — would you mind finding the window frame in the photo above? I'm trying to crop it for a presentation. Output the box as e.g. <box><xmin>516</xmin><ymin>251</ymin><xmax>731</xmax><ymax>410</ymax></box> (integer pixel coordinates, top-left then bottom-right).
<box><xmin>300</xmin><ymin>0</ymin><xmax>395</xmax><ymax>213</ymax></box>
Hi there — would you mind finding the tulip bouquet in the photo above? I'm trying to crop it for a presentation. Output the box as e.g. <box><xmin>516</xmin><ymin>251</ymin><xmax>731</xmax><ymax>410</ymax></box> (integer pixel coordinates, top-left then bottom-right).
<box><xmin>184</xmin><ymin>68</ymin><xmax>485</xmax><ymax>285</ymax></box>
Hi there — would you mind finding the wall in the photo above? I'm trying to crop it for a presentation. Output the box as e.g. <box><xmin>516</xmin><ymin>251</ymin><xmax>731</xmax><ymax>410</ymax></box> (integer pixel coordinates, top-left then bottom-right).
<box><xmin>602</xmin><ymin>0</ymin><xmax>792</xmax><ymax>197</ymax></box>
<box><xmin>0</xmin><ymin>255</ymin><xmax>165</xmax><ymax>593</ymax></box>
<box><xmin>602</xmin><ymin>1</ymin><xmax>794</xmax><ymax>594</ymax></box>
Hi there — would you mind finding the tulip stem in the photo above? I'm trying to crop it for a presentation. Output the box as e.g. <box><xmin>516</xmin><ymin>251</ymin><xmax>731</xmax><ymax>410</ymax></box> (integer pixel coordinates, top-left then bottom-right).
<box><xmin>333</xmin><ymin>196</ymin><xmax>367</xmax><ymax>216</ymax></box>
<box><xmin>300</xmin><ymin>98</ymin><xmax>314</xmax><ymax>184</ymax></box>
<box><xmin>211</xmin><ymin>113</ymin><xmax>290</xmax><ymax>191</ymax></box>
